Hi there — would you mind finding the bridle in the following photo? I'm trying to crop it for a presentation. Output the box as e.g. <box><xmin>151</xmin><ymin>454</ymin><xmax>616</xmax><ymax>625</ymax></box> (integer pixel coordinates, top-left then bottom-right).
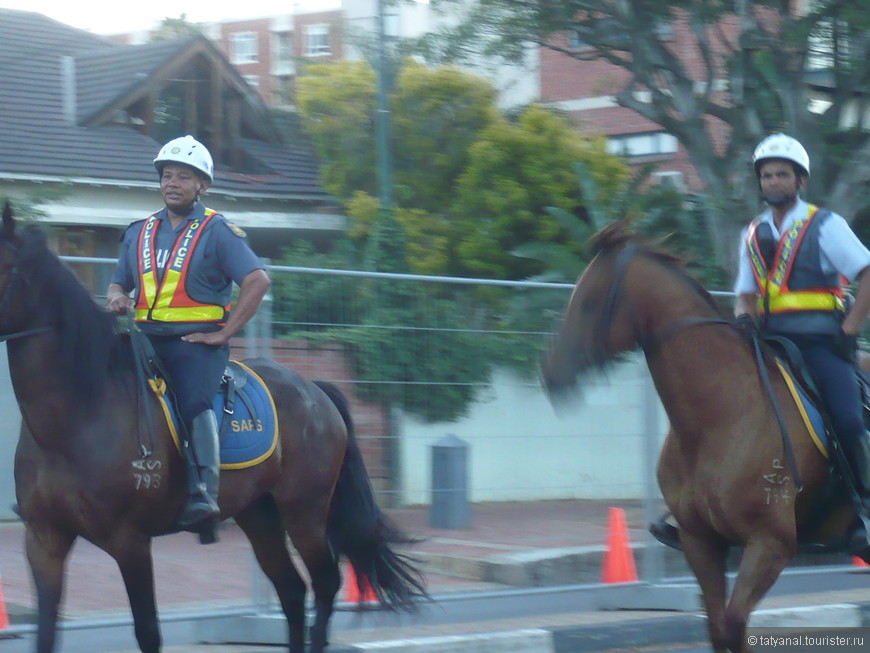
<box><xmin>594</xmin><ymin>242</ymin><xmax>731</xmax><ymax>358</ymax></box>
<box><xmin>0</xmin><ymin>239</ymin><xmax>51</xmax><ymax>343</ymax></box>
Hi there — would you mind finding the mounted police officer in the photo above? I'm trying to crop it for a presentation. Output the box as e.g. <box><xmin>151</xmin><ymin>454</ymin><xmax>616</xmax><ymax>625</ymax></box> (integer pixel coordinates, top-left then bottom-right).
<box><xmin>106</xmin><ymin>135</ymin><xmax>271</xmax><ymax>542</ymax></box>
<box><xmin>734</xmin><ymin>133</ymin><xmax>870</xmax><ymax>530</ymax></box>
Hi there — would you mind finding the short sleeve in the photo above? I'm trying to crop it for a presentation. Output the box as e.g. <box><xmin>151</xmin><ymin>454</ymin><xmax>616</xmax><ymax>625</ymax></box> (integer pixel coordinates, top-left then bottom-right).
<box><xmin>210</xmin><ymin>219</ymin><xmax>265</xmax><ymax>285</ymax></box>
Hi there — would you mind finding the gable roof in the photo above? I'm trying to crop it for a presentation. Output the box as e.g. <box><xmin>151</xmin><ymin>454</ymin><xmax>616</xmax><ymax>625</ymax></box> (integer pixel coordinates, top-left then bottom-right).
<box><xmin>0</xmin><ymin>9</ymin><xmax>331</xmax><ymax>201</ymax></box>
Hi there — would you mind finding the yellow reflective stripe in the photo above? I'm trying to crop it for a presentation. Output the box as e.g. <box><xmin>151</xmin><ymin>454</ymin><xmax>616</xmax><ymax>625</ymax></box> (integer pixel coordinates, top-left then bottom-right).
<box><xmin>149</xmin><ymin>305</ymin><xmax>226</xmax><ymax>321</ymax></box>
<box><xmin>758</xmin><ymin>290</ymin><xmax>843</xmax><ymax>313</ymax></box>
<box><xmin>140</xmin><ymin>216</ymin><xmax>160</xmax><ymax>309</ymax></box>
<box><xmin>136</xmin><ymin>306</ymin><xmax>225</xmax><ymax>321</ymax></box>
<box><xmin>154</xmin><ymin>268</ymin><xmax>182</xmax><ymax>314</ymax></box>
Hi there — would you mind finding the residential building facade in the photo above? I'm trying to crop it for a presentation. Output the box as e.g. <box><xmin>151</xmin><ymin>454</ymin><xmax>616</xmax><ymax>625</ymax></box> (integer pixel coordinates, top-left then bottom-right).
<box><xmin>111</xmin><ymin>9</ymin><xmax>344</xmax><ymax>108</ymax></box>
<box><xmin>0</xmin><ymin>9</ymin><xmax>343</xmax><ymax>279</ymax></box>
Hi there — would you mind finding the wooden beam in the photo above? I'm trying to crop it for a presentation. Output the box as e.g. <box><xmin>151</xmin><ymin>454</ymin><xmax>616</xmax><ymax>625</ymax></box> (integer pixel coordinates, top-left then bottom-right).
<box><xmin>210</xmin><ymin>60</ymin><xmax>224</xmax><ymax>168</ymax></box>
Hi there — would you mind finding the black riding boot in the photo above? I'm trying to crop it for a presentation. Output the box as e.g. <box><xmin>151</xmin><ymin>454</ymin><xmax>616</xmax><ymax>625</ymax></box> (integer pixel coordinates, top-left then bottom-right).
<box><xmin>846</xmin><ymin>434</ymin><xmax>870</xmax><ymax>555</ymax></box>
<box><xmin>177</xmin><ymin>409</ymin><xmax>221</xmax><ymax>544</ymax></box>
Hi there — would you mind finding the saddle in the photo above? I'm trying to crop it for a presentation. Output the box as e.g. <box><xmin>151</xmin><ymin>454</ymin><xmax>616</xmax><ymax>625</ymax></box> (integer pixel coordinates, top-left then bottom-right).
<box><xmin>650</xmin><ymin>331</ymin><xmax>870</xmax><ymax>555</ymax></box>
<box><xmin>125</xmin><ymin>326</ymin><xmax>278</xmax><ymax>469</ymax></box>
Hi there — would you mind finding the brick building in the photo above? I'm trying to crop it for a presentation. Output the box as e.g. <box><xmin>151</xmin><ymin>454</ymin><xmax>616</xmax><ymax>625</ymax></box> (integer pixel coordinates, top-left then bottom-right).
<box><xmin>537</xmin><ymin>18</ymin><xmax>741</xmax><ymax>194</ymax></box>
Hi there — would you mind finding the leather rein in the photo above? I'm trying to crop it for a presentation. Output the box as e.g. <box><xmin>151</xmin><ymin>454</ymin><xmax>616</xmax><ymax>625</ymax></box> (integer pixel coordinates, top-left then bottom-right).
<box><xmin>597</xmin><ymin>242</ymin><xmax>803</xmax><ymax>492</ymax></box>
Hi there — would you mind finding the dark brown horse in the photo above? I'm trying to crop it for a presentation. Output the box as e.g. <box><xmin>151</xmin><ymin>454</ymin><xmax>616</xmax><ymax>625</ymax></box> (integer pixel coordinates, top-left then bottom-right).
<box><xmin>1</xmin><ymin>203</ymin><xmax>426</xmax><ymax>653</ymax></box>
<box><xmin>541</xmin><ymin>221</ymin><xmax>860</xmax><ymax>653</ymax></box>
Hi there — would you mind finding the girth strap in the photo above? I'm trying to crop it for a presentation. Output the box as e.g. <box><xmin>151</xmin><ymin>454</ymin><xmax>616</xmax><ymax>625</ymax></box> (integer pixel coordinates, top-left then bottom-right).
<box><xmin>743</xmin><ymin>326</ymin><xmax>804</xmax><ymax>492</ymax></box>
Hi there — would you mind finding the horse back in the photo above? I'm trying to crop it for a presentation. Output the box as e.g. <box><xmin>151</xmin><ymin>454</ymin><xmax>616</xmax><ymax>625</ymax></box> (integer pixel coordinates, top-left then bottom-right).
<box><xmin>233</xmin><ymin>358</ymin><xmax>349</xmax><ymax>487</ymax></box>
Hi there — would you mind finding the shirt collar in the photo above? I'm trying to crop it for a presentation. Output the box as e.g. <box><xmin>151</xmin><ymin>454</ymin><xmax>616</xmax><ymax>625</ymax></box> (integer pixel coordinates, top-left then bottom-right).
<box><xmin>758</xmin><ymin>198</ymin><xmax>808</xmax><ymax>237</ymax></box>
<box><xmin>156</xmin><ymin>202</ymin><xmax>207</xmax><ymax>225</ymax></box>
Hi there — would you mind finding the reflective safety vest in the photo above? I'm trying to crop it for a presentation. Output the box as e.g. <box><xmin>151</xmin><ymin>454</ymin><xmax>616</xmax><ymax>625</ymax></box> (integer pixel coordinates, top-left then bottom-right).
<box><xmin>746</xmin><ymin>204</ymin><xmax>844</xmax><ymax>334</ymax></box>
<box><xmin>134</xmin><ymin>211</ymin><xmax>230</xmax><ymax>324</ymax></box>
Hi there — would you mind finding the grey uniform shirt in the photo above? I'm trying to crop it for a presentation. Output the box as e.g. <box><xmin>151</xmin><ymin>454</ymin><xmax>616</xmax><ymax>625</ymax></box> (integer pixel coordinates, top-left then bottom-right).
<box><xmin>111</xmin><ymin>203</ymin><xmax>264</xmax><ymax>335</ymax></box>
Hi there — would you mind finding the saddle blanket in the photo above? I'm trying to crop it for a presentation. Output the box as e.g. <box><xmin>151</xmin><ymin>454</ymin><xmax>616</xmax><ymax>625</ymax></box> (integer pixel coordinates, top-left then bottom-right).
<box><xmin>775</xmin><ymin>358</ymin><xmax>828</xmax><ymax>458</ymax></box>
<box><xmin>154</xmin><ymin>361</ymin><xmax>279</xmax><ymax>469</ymax></box>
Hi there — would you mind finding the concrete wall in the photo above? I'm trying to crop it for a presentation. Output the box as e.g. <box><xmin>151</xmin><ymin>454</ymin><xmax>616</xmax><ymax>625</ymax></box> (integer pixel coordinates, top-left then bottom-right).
<box><xmin>398</xmin><ymin>355</ymin><xmax>668</xmax><ymax>505</ymax></box>
<box><xmin>0</xmin><ymin>349</ymin><xmax>667</xmax><ymax>520</ymax></box>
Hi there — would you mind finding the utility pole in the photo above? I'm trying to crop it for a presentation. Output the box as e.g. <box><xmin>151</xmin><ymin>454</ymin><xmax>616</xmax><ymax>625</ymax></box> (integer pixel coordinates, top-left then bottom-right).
<box><xmin>375</xmin><ymin>0</ymin><xmax>393</xmax><ymax>210</ymax></box>
<box><xmin>364</xmin><ymin>0</ymin><xmax>395</xmax><ymax>271</ymax></box>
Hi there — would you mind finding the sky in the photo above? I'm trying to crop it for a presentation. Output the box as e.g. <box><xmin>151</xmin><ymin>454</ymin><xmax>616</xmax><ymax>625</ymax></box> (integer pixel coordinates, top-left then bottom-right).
<box><xmin>1</xmin><ymin>0</ymin><xmax>341</xmax><ymax>34</ymax></box>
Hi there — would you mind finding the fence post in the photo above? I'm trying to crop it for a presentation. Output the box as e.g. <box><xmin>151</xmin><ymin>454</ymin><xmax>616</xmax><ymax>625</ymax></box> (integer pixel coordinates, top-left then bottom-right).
<box><xmin>430</xmin><ymin>434</ymin><xmax>471</xmax><ymax>529</ymax></box>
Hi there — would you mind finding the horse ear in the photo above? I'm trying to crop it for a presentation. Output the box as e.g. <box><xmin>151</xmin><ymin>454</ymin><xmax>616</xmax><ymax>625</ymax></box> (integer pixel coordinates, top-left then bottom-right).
<box><xmin>2</xmin><ymin>201</ymin><xmax>14</xmax><ymax>235</ymax></box>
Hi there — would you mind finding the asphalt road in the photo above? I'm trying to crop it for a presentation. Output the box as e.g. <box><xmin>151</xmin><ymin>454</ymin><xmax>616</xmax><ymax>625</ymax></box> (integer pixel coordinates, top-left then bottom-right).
<box><xmin>1</xmin><ymin>566</ymin><xmax>868</xmax><ymax>653</ymax></box>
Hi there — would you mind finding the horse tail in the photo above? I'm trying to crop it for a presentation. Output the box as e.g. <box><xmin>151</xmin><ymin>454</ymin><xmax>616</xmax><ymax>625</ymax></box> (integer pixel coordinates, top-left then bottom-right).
<box><xmin>314</xmin><ymin>380</ymin><xmax>429</xmax><ymax>611</ymax></box>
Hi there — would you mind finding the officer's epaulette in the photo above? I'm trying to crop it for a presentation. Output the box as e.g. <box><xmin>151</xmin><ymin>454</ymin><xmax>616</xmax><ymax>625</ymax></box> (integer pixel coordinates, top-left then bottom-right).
<box><xmin>225</xmin><ymin>222</ymin><xmax>247</xmax><ymax>238</ymax></box>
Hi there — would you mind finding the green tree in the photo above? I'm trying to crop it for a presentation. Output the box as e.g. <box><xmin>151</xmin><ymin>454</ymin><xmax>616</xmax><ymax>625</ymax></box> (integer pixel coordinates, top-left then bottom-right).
<box><xmin>391</xmin><ymin>62</ymin><xmax>500</xmax><ymax>211</ymax></box>
<box><xmin>450</xmin><ymin>104</ymin><xmax>629</xmax><ymax>279</ymax></box>
<box><xmin>296</xmin><ymin>61</ymin><xmax>378</xmax><ymax>198</ymax></box>
<box><xmin>150</xmin><ymin>15</ymin><xmax>201</xmax><ymax>42</ymax></box>
<box><xmin>428</xmin><ymin>0</ymin><xmax>870</xmax><ymax>275</ymax></box>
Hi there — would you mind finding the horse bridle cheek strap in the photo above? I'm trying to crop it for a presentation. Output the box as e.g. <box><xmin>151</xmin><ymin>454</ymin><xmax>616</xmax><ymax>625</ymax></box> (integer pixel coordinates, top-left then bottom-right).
<box><xmin>596</xmin><ymin>243</ymin><xmax>646</xmax><ymax>358</ymax></box>
<box><xmin>0</xmin><ymin>246</ymin><xmax>52</xmax><ymax>342</ymax></box>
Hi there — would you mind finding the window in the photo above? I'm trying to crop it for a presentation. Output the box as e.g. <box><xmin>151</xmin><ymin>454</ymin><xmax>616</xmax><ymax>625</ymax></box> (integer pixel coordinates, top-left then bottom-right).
<box><xmin>568</xmin><ymin>29</ymin><xmax>589</xmax><ymax>50</ymax></box>
<box><xmin>305</xmin><ymin>24</ymin><xmax>331</xmax><ymax>56</ymax></box>
<box><xmin>607</xmin><ymin>132</ymin><xmax>679</xmax><ymax>157</ymax></box>
<box><xmin>231</xmin><ymin>32</ymin><xmax>258</xmax><ymax>65</ymax></box>
<box><xmin>273</xmin><ymin>31</ymin><xmax>293</xmax><ymax>63</ymax></box>
<box><xmin>652</xmin><ymin>171</ymin><xmax>686</xmax><ymax>193</ymax></box>
<box><xmin>653</xmin><ymin>20</ymin><xmax>674</xmax><ymax>40</ymax></box>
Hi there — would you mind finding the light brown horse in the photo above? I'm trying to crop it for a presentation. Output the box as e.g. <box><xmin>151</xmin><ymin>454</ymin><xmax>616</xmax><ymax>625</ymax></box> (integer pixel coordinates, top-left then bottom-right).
<box><xmin>1</xmin><ymin>203</ymin><xmax>427</xmax><ymax>653</ymax></box>
<box><xmin>541</xmin><ymin>221</ymin><xmax>862</xmax><ymax>653</ymax></box>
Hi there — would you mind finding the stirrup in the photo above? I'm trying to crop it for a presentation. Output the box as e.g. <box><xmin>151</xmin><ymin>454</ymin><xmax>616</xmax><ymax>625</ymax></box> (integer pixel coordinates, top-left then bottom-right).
<box><xmin>177</xmin><ymin>499</ymin><xmax>219</xmax><ymax>528</ymax></box>
<box><xmin>649</xmin><ymin>512</ymin><xmax>682</xmax><ymax>551</ymax></box>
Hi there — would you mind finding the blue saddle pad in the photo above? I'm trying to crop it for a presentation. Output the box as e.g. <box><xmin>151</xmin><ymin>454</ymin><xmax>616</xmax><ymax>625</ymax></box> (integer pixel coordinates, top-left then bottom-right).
<box><xmin>775</xmin><ymin>359</ymin><xmax>828</xmax><ymax>458</ymax></box>
<box><xmin>157</xmin><ymin>361</ymin><xmax>279</xmax><ymax>469</ymax></box>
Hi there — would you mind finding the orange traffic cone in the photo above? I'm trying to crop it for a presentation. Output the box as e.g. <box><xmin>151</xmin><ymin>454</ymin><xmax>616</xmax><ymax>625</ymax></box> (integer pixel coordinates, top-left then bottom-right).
<box><xmin>853</xmin><ymin>555</ymin><xmax>870</xmax><ymax>569</ymax></box>
<box><xmin>343</xmin><ymin>562</ymin><xmax>377</xmax><ymax>605</ymax></box>
<box><xmin>601</xmin><ymin>507</ymin><xmax>638</xmax><ymax>584</ymax></box>
<box><xmin>0</xmin><ymin>572</ymin><xmax>8</xmax><ymax>630</ymax></box>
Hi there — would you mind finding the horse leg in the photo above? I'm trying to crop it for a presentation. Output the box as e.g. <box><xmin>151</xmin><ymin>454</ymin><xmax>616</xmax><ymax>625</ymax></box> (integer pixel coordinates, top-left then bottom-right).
<box><xmin>679</xmin><ymin>530</ymin><xmax>731</xmax><ymax>653</ymax></box>
<box><xmin>723</xmin><ymin>537</ymin><xmax>793</xmax><ymax>653</ymax></box>
<box><xmin>24</xmin><ymin>525</ymin><xmax>75</xmax><ymax>653</ymax></box>
<box><xmin>283</xmin><ymin>500</ymin><xmax>340</xmax><ymax>653</ymax></box>
<box><xmin>113</xmin><ymin>536</ymin><xmax>161</xmax><ymax>653</ymax></box>
<box><xmin>235</xmin><ymin>496</ymin><xmax>309</xmax><ymax>653</ymax></box>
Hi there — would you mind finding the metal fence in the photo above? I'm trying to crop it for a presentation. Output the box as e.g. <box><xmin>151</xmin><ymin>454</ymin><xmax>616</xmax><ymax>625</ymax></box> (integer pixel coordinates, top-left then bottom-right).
<box><xmin>47</xmin><ymin>257</ymin><xmax>664</xmax><ymax>509</ymax></box>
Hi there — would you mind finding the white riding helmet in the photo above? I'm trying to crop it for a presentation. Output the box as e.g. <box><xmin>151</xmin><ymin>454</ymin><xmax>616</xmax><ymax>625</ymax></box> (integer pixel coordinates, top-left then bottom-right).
<box><xmin>153</xmin><ymin>135</ymin><xmax>214</xmax><ymax>182</ymax></box>
<box><xmin>753</xmin><ymin>133</ymin><xmax>810</xmax><ymax>177</ymax></box>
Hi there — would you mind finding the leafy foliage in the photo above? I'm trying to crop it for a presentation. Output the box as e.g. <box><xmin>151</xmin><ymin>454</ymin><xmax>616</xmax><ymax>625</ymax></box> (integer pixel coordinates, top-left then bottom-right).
<box><xmin>150</xmin><ymin>15</ymin><xmax>201</xmax><ymax>42</ymax></box>
<box><xmin>271</xmin><ymin>241</ymin><xmax>500</xmax><ymax>421</ymax></box>
<box><xmin>296</xmin><ymin>61</ymin><xmax>378</xmax><ymax>198</ymax></box>
<box><xmin>426</xmin><ymin>0</ymin><xmax>870</xmax><ymax>275</ymax></box>
<box><xmin>289</xmin><ymin>57</ymin><xmax>725</xmax><ymax>420</ymax></box>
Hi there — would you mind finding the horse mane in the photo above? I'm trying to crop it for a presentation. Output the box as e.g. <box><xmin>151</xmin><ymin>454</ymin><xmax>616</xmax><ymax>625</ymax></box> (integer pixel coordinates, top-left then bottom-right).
<box><xmin>16</xmin><ymin>224</ymin><xmax>128</xmax><ymax>405</ymax></box>
<box><xmin>589</xmin><ymin>220</ymin><xmax>724</xmax><ymax>316</ymax></box>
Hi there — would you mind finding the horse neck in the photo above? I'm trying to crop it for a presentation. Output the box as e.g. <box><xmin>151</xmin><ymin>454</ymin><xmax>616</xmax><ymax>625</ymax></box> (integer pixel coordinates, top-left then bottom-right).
<box><xmin>7</xmin><ymin>333</ymin><xmax>82</xmax><ymax>449</ymax></box>
<box><xmin>629</xmin><ymin>262</ymin><xmax>743</xmax><ymax>427</ymax></box>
